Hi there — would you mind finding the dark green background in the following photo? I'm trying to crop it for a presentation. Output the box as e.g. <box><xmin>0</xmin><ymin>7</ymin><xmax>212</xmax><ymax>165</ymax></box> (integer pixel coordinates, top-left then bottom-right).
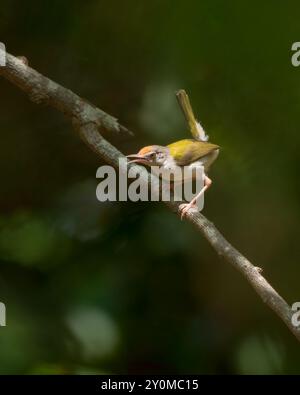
<box><xmin>0</xmin><ymin>0</ymin><xmax>300</xmax><ymax>374</ymax></box>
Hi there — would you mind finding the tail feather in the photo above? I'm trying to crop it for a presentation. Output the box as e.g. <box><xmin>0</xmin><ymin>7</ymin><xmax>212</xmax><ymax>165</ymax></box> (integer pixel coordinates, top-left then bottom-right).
<box><xmin>176</xmin><ymin>89</ymin><xmax>209</xmax><ymax>142</ymax></box>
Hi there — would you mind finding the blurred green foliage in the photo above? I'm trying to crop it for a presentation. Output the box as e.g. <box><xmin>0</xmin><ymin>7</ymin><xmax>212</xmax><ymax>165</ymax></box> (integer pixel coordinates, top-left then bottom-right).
<box><xmin>0</xmin><ymin>0</ymin><xmax>300</xmax><ymax>374</ymax></box>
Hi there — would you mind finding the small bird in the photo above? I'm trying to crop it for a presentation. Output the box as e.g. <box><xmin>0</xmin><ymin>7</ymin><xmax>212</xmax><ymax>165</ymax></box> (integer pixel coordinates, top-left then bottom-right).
<box><xmin>127</xmin><ymin>90</ymin><xmax>219</xmax><ymax>219</ymax></box>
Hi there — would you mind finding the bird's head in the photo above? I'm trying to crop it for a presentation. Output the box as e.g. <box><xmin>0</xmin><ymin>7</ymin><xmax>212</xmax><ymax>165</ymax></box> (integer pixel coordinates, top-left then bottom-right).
<box><xmin>127</xmin><ymin>145</ymin><xmax>169</xmax><ymax>167</ymax></box>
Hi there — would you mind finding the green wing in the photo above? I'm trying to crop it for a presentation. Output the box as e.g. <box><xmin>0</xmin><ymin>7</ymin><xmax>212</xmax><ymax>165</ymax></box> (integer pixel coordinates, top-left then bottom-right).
<box><xmin>167</xmin><ymin>139</ymin><xmax>219</xmax><ymax>166</ymax></box>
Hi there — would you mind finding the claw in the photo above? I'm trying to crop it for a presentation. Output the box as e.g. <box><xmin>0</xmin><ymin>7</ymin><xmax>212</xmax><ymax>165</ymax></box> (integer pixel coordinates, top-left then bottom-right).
<box><xmin>179</xmin><ymin>203</ymin><xmax>198</xmax><ymax>220</ymax></box>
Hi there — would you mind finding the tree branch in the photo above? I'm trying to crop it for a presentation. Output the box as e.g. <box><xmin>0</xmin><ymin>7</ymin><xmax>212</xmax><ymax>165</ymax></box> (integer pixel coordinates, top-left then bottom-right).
<box><xmin>1</xmin><ymin>51</ymin><xmax>299</xmax><ymax>342</ymax></box>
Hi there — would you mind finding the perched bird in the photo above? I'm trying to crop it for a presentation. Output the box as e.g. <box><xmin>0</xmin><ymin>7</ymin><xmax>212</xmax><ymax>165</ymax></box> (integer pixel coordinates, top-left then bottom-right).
<box><xmin>127</xmin><ymin>90</ymin><xmax>219</xmax><ymax>218</ymax></box>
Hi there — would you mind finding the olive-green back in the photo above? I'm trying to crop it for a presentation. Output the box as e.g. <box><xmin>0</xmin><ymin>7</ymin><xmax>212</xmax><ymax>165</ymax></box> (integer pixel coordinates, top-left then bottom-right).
<box><xmin>167</xmin><ymin>139</ymin><xmax>219</xmax><ymax>165</ymax></box>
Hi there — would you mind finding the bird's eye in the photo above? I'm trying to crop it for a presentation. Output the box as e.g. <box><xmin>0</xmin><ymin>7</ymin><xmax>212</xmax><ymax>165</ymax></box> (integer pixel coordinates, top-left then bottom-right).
<box><xmin>149</xmin><ymin>153</ymin><xmax>155</xmax><ymax>160</ymax></box>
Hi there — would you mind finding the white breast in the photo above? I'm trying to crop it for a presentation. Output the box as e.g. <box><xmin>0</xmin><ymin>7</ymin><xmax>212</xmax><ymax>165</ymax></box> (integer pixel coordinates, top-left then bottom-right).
<box><xmin>151</xmin><ymin>158</ymin><xmax>204</xmax><ymax>182</ymax></box>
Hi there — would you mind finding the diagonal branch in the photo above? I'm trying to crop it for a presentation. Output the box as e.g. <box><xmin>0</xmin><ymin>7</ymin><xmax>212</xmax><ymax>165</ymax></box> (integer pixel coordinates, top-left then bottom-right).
<box><xmin>1</xmin><ymin>51</ymin><xmax>299</xmax><ymax>342</ymax></box>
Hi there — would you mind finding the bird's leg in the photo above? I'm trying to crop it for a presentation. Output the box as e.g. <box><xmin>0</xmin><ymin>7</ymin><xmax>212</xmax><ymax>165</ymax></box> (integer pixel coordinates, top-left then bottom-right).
<box><xmin>179</xmin><ymin>175</ymin><xmax>212</xmax><ymax>220</ymax></box>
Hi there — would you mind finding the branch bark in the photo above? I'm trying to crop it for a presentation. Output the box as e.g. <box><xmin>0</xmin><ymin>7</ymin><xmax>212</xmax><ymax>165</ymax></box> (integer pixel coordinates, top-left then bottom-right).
<box><xmin>1</xmin><ymin>51</ymin><xmax>299</xmax><ymax>342</ymax></box>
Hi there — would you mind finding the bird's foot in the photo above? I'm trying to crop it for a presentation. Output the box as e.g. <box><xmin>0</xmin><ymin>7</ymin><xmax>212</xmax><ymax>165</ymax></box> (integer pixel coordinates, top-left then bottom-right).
<box><xmin>179</xmin><ymin>202</ymin><xmax>199</xmax><ymax>220</ymax></box>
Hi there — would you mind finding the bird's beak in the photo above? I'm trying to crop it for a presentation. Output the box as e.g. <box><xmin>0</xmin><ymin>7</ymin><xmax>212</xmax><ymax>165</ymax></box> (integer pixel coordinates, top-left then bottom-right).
<box><xmin>126</xmin><ymin>154</ymin><xmax>149</xmax><ymax>165</ymax></box>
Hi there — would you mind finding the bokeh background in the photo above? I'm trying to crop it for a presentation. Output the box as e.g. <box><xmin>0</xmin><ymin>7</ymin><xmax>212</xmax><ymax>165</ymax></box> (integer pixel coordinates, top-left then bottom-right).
<box><xmin>0</xmin><ymin>0</ymin><xmax>300</xmax><ymax>374</ymax></box>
